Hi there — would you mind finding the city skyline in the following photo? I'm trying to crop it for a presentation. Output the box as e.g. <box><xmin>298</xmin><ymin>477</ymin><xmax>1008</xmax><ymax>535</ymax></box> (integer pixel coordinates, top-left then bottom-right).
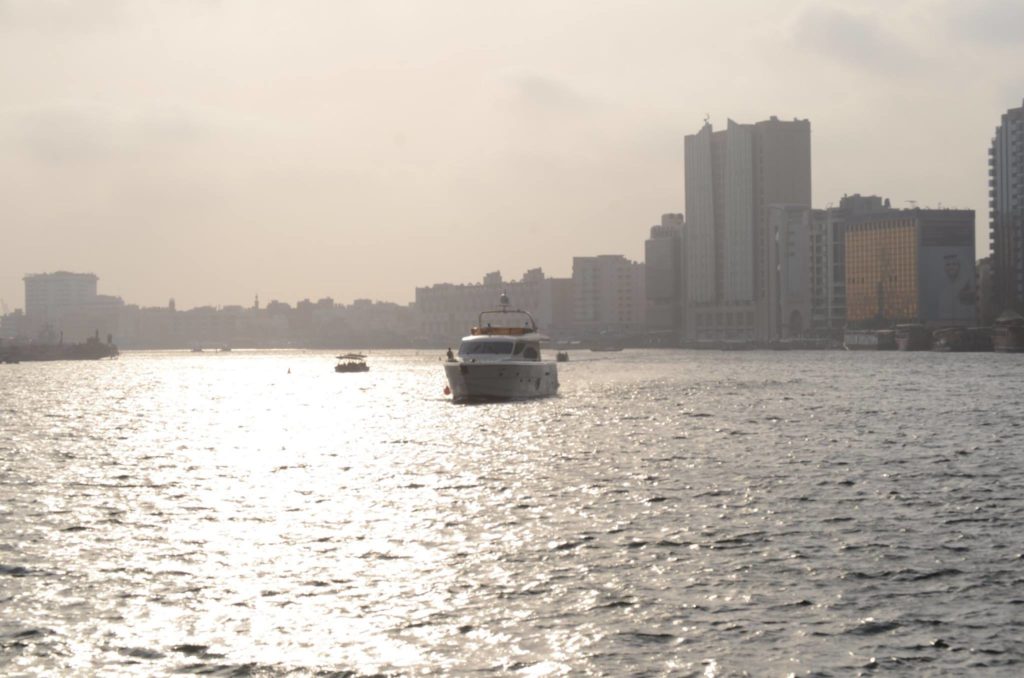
<box><xmin>2</xmin><ymin>1</ymin><xmax>1022</xmax><ymax>310</ymax></box>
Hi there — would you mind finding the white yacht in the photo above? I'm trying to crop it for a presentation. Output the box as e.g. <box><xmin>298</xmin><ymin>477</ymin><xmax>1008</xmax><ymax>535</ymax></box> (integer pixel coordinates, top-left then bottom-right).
<box><xmin>444</xmin><ymin>293</ymin><xmax>559</xmax><ymax>403</ymax></box>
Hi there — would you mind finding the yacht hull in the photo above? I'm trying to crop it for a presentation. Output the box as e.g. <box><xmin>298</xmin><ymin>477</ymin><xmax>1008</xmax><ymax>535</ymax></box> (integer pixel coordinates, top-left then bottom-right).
<box><xmin>444</xmin><ymin>361</ymin><xmax>558</xmax><ymax>402</ymax></box>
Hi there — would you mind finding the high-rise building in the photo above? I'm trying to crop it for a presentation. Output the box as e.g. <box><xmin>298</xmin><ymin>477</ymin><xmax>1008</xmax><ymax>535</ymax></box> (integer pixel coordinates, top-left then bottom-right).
<box><xmin>846</xmin><ymin>209</ymin><xmax>976</xmax><ymax>327</ymax></box>
<box><xmin>976</xmin><ymin>256</ymin><xmax>995</xmax><ymax>326</ymax></box>
<box><xmin>683</xmin><ymin>116</ymin><xmax>811</xmax><ymax>340</ymax></box>
<box><xmin>644</xmin><ymin>213</ymin><xmax>684</xmax><ymax>338</ymax></box>
<box><xmin>989</xmin><ymin>99</ymin><xmax>1024</xmax><ymax>315</ymax></box>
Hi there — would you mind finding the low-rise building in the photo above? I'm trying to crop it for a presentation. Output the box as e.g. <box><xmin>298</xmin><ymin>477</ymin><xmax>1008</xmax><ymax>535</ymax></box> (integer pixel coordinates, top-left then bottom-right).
<box><xmin>415</xmin><ymin>269</ymin><xmax>572</xmax><ymax>344</ymax></box>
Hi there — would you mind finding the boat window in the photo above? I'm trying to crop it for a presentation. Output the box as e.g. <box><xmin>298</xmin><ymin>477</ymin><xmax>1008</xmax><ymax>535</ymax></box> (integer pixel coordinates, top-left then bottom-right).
<box><xmin>522</xmin><ymin>343</ymin><xmax>539</xmax><ymax>359</ymax></box>
<box><xmin>512</xmin><ymin>341</ymin><xmax>526</xmax><ymax>355</ymax></box>
<box><xmin>459</xmin><ymin>340</ymin><xmax>514</xmax><ymax>356</ymax></box>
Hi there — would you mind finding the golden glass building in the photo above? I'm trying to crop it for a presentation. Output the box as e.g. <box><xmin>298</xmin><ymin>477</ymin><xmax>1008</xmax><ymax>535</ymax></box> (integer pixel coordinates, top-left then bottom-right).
<box><xmin>845</xmin><ymin>210</ymin><xmax>975</xmax><ymax>327</ymax></box>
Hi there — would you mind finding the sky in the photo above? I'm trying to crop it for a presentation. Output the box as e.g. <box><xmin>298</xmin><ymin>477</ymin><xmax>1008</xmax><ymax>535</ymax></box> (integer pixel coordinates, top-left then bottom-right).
<box><xmin>2</xmin><ymin>0</ymin><xmax>1023</xmax><ymax>311</ymax></box>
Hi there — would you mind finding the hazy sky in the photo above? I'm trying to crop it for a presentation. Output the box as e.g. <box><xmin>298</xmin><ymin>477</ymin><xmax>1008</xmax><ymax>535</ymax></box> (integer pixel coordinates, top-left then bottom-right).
<box><xmin>2</xmin><ymin>0</ymin><xmax>1022</xmax><ymax>310</ymax></box>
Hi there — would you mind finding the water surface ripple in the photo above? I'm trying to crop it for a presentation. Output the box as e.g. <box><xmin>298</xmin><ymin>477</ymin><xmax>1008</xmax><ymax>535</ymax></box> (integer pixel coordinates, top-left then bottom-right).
<box><xmin>2</xmin><ymin>350</ymin><xmax>1023</xmax><ymax>675</ymax></box>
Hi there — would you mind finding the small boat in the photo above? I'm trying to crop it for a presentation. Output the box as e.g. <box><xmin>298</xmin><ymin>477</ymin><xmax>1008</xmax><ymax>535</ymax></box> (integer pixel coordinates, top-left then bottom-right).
<box><xmin>895</xmin><ymin>324</ymin><xmax>931</xmax><ymax>351</ymax></box>
<box><xmin>556</xmin><ymin>351</ymin><xmax>569</xmax><ymax>362</ymax></box>
<box><xmin>443</xmin><ymin>292</ymin><xmax>558</xmax><ymax>403</ymax></box>
<box><xmin>843</xmin><ymin>329</ymin><xmax>896</xmax><ymax>350</ymax></box>
<box><xmin>966</xmin><ymin>327</ymin><xmax>994</xmax><ymax>352</ymax></box>
<box><xmin>933</xmin><ymin>326</ymin><xmax>994</xmax><ymax>352</ymax></box>
<box><xmin>992</xmin><ymin>311</ymin><xmax>1024</xmax><ymax>353</ymax></box>
<box><xmin>931</xmin><ymin>326</ymin><xmax>965</xmax><ymax>352</ymax></box>
<box><xmin>335</xmin><ymin>353</ymin><xmax>369</xmax><ymax>373</ymax></box>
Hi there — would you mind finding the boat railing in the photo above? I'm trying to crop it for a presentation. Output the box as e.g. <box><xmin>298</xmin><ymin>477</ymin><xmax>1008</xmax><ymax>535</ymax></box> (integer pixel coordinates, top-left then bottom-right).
<box><xmin>470</xmin><ymin>325</ymin><xmax>534</xmax><ymax>337</ymax></box>
<box><xmin>473</xmin><ymin>307</ymin><xmax>538</xmax><ymax>336</ymax></box>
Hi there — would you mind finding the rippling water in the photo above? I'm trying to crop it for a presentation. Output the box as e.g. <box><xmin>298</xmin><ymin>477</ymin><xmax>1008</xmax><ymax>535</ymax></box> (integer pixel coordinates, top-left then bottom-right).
<box><xmin>2</xmin><ymin>349</ymin><xmax>1024</xmax><ymax>676</ymax></box>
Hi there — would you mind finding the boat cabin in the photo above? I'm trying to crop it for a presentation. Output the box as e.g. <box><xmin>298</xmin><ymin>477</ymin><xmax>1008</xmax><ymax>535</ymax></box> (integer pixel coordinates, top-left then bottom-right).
<box><xmin>458</xmin><ymin>335</ymin><xmax>541</xmax><ymax>361</ymax></box>
<box><xmin>335</xmin><ymin>353</ymin><xmax>369</xmax><ymax>372</ymax></box>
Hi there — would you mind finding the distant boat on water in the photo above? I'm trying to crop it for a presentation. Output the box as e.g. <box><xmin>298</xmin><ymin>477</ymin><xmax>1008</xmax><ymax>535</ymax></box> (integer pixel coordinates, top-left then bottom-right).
<box><xmin>895</xmin><ymin>324</ymin><xmax>931</xmax><ymax>351</ymax></box>
<box><xmin>843</xmin><ymin>329</ymin><xmax>896</xmax><ymax>351</ymax></box>
<box><xmin>335</xmin><ymin>353</ymin><xmax>369</xmax><ymax>373</ymax></box>
<box><xmin>992</xmin><ymin>311</ymin><xmax>1024</xmax><ymax>353</ymax></box>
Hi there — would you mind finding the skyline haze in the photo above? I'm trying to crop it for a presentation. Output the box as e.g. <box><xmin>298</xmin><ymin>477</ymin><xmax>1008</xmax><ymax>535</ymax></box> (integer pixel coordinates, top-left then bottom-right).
<box><xmin>2</xmin><ymin>0</ymin><xmax>1022</xmax><ymax>310</ymax></box>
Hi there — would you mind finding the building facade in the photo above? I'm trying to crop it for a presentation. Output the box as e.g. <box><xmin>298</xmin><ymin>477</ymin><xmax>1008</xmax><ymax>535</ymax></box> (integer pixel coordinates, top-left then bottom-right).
<box><xmin>644</xmin><ymin>213</ymin><xmax>684</xmax><ymax>337</ymax></box>
<box><xmin>766</xmin><ymin>205</ymin><xmax>812</xmax><ymax>339</ymax></box>
<box><xmin>415</xmin><ymin>269</ymin><xmax>572</xmax><ymax>344</ymax></box>
<box><xmin>976</xmin><ymin>256</ymin><xmax>995</xmax><ymax>326</ymax></box>
<box><xmin>682</xmin><ymin>116</ymin><xmax>811</xmax><ymax>340</ymax></box>
<box><xmin>846</xmin><ymin>209</ymin><xmax>976</xmax><ymax>328</ymax></box>
<box><xmin>809</xmin><ymin>194</ymin><xmax>893</xmax><ymax>335</ymax></box>
<box><xmin>989</xmin><ymin>99</ymin><xmax>1024</xmax><ymax>316</ymax></box>
<box><xmin>572</xmin><ymin>255</ymin><xmax>646</xmax><ymax>338</ymax></box>
<box><xmin>22</xmin><ymin>271</ymin><xmax>124</xmax><ymax>342</ymax></box>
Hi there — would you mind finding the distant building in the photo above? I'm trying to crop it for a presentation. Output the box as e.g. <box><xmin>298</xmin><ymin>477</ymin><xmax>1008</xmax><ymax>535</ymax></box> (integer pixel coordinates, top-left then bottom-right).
<box><xmin>0</xmin><ymin>309</ymin><xmax>24</xmax><ymax>341</ymax></box>
<box><xmin>415</xmin><ymin>269</ymin><xmax>572</xmax><ymax>344</ymax></box>
<box><xmin>22</xmin><ymin>271</ymin><xmax>124</xmax><ymax>342</ymax></box>
<box><xmin>24</xmin><ymin>272</ymin><xmax>97</xmax><ymax>324</ymax></box>
<box><xmin>977</xmin><ymin>256</ymin><xmax>995</xmax><ymax>326</ymax></box>
<box><xmin>845</xmin><ymin>209</ymin><xmax>976</xmax><ymax>328</ymax></box>
<box><xmin>809</xmin><ymin>194</ymin><xmax>893</xmax><ymax>335</ymax></box>
<box><xmin>989</xmin><ymin>99</ymin><xmax>1024</xmax><ymax>316</ymax></box>
<box><xmin>682</xmin><ymin>116</ymin><xmax>811</xmax><ymax>340</ymax></box>
<box><xmin>765</xmin><ymin>205</ymin><xmax>812</xmax><ymax>339</ymax></box>
<box><xmin>644</xmin><ymin>214</ymin><xmax>684</xmax><ymax>338</ymax></box>
<box><xmin>572</xmin><ymin>255</ymin><xmax>646</xmax><ymax>337</ymax></box>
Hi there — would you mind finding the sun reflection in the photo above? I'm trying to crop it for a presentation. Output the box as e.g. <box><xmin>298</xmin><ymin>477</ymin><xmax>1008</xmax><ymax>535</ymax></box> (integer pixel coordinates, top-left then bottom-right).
<box><xmin>6</xmin><ymin>350</ymin><xmax>1020</xmax><ymax>673</ymax></box>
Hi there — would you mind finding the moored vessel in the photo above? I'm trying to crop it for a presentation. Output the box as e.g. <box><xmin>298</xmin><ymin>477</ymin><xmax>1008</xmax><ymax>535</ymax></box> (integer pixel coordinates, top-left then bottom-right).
<box><xmin>843</xmin><ymin>329</ymin><xmax>896</xmax><ymax>351</ymax></box>
<box><xmin>0</xmin><ymin>334</ymin><xmax>118</xmax><ymax>362</ymax></box>
<box><xmin>443</xmin><ymin>293</ymin><xmax>558</xmax><ymax>403</ymax></box>
<box><xmin>895</xmin><ymin>324</ymin><xmax>931</xmax><ymax>351</ymax></box>
<box><xmin>931</xmin><ymin>326</ymin><xmax>966</xmax><ymax>352</ymax></box>
<box><xmin>992</xmin><ymin>311</ymin><xmax>1024</xmax><ymax>353</ymax></box>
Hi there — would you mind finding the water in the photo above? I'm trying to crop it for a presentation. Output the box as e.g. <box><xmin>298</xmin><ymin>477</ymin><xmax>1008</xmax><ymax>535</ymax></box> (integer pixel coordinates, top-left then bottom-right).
<box><xmin>2</xmin><ymin>349</ymin><xmax>1023</xmax><ymax>676</ymax></box>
